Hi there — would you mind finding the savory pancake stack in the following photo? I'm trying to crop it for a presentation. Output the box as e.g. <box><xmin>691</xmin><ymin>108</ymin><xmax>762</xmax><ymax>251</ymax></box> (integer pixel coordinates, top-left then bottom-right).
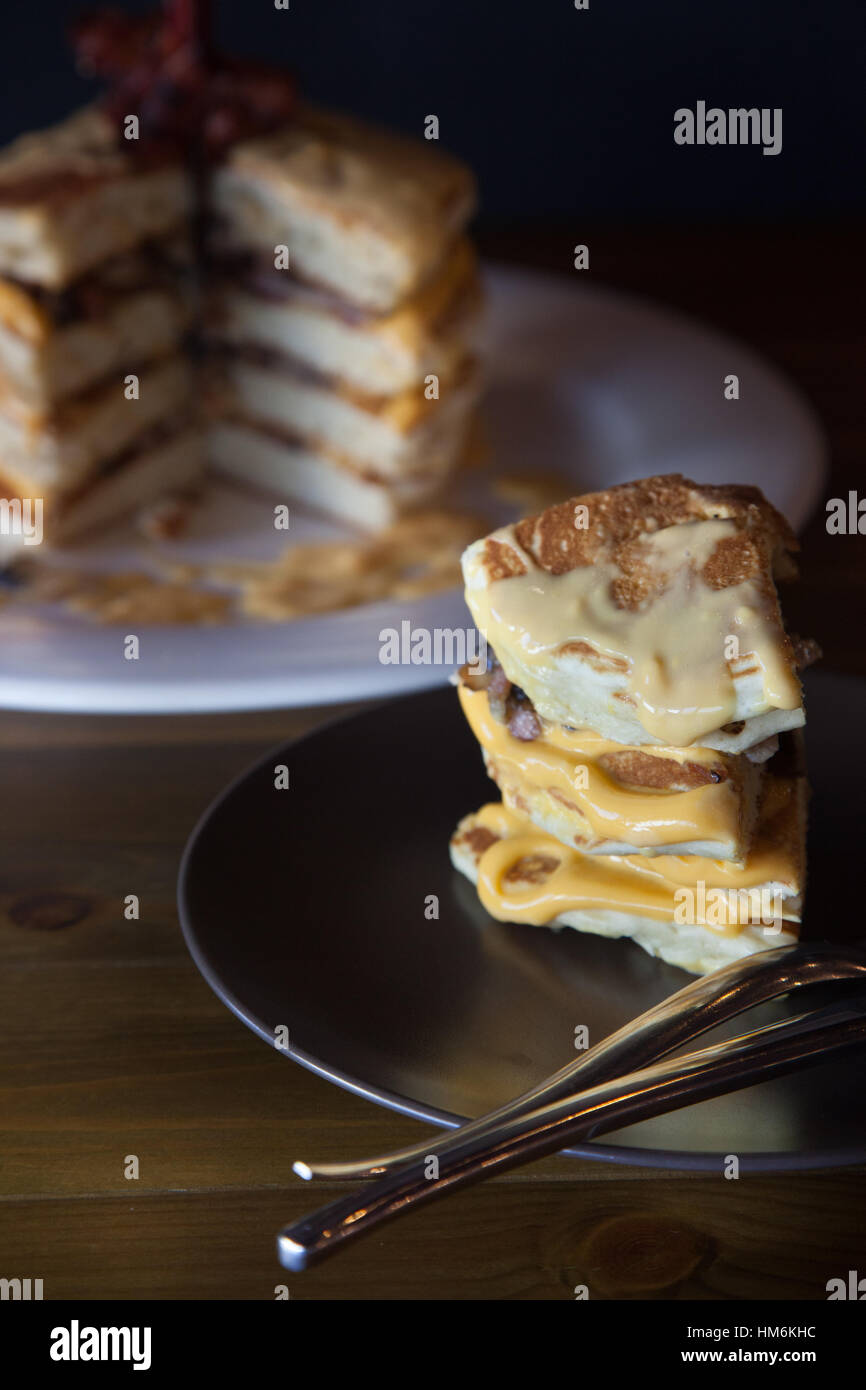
<box><xmin>207</xmin><ymin>106</ymin><xmax>482</xmax><ymax>530</ymax></box>
<box><xmin>0</xmin><ymin>107</ymin><xmax>202</xmax><ymax>557</ymax></box>
<box><xmin>0</xmin><ymin>102</ymin><xmax>480</xmax><ymax>552</ymax></box>
<box><xmin>451</xmin><ymin>474</ymin><xmax>814</xmax><ymax>975</ymax></box>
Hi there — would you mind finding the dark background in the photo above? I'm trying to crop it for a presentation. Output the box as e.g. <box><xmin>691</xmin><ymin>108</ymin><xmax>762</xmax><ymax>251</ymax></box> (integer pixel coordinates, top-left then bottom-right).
<box><xmin>2</xmin><ymin>0</ymin><xmax>863</xmax><ymax>222</ymax></box>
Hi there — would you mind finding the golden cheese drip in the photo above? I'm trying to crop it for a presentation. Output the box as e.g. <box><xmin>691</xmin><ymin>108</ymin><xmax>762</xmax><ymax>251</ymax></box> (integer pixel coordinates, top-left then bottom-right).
<box><xmin>459</xmin><ymin>684</ymin><xmax>746</xmax><ymax>851</ymax></box>
<box><xmin>469</xmin><ymin>802</ymin><xmax>801</xmax><ymax>937</ymax></box>
<box><xmin>468</xmin><ymin>519</ymin><xmax>801</xmax><ymax>745</ymax></box>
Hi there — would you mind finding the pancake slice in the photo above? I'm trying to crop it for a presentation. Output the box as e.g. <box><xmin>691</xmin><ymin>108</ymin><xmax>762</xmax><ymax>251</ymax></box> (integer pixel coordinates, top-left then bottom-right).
<box><xmin>212</xmin><ymin>104</ymin><xmax>477</xmax><ymax>314</ymax></box>
<box><xmin>0</xmin><ymin>424</ymin><xmax>203</xmax><ymax>562</ymax></box>
<box><xmin>0</xmin><ymin>354</ymin><xmax>195</xmax><ymax>502</ymax></box>
<box><xmin>0</xmin><ymin>234</ymin><xmax>194</xmax><ymax>410</ymax></box>
<box><xmin>458</xmin><ymin>682</ymin><xmax>765</xmax><ymax>862</ymax></box>
<box><xmin>450</xmin><ymin>773</ymin><xmax>805</xmax><ymax>976</ymax></box>
<box><xmin>462</xmin><ymin>474</ymin><xmax>807</xmax><ymax>754</ymax></box>
<box><xmin>217</xmin><ymin>352</ymin><xmax>480</xmax><ymax>482</ymax></box>
<box><xmin>209</xmin><ymin>419</ymin><xmax>452</xmax><ymax>531</ymax></box>
<box><xmin>0</xmin><ymin>107</ymin><xmax>190</xmax><ymax>290</ymax></box>
<box><xmin>208</xmin><ymin>236</ymin><xmax>482</xmax><ymax>396</ymax></box>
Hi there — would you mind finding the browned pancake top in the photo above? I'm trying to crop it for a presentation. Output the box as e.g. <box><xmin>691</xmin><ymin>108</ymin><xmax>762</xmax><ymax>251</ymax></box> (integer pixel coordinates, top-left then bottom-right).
<box><xmin>487</xmin><ymin>475</ymin><xmax>798</xmax><ymax>593</ymax></box>
<box><xmin>0</xmin><ymin>107</ymin><xmax>173</xmax><ymax>209</ymax></box>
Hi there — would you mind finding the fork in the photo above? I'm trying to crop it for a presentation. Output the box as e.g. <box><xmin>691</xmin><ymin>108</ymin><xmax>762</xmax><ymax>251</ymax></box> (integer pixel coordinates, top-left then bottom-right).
<box><xmin>278</xmin><ymin>942</ymin><xmax>866</xmax><ymax>1270</ymax></box>
<box><xmin>293</xmin><ymin>941</ymin><xmax>866</xmax><ymax>1181</ymax></box>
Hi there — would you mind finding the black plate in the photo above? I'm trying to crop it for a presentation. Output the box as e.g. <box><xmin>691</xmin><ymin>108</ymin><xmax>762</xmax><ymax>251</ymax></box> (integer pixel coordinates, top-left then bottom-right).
<box><xmin>178</xmin><ymin>671</ymin><xmax>866</xmax><ymax>1171</ymax></box>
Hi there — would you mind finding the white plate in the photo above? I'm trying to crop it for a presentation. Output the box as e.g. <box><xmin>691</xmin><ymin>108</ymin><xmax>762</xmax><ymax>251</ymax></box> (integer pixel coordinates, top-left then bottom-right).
<box><xmin>0</xmin><ymin>264</ymin><xmax>827</xmax><ymax>714</ymax></box>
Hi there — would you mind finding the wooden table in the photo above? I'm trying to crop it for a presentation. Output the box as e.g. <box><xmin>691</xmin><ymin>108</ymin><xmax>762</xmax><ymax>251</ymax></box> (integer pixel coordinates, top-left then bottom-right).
<box><xmin>1</xmin><ymin>225</ymin><xmax>864</xmax><ymax>1301</ymax></box>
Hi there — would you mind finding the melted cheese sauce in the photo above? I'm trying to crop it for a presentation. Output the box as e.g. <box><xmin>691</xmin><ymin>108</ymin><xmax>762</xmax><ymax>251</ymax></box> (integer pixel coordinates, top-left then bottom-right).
<box><xmin>467</xmin><ymin>519</ymin><xmax>801</xmax><ymax>745</ymax></box>
<box><xmin>459</xmin><ymin>685</ymin><xmax>746</xmax><ymax>851</ymax></box>
<box><xmin>468</xmin><ymin>802</ymin><xmax>800</xmax><ymax>935</ymax></box>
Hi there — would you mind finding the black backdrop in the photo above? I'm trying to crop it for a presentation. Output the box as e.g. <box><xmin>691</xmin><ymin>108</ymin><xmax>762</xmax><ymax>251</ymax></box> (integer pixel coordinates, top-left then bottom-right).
<box><xmin>1</xmin><ymin>0</ymin><xmax>862</xmax><ymax>222</ymax></box>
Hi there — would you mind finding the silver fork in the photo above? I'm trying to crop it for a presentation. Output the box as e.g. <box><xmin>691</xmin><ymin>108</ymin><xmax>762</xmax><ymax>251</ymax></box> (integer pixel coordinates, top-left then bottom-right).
<box><xmin>293</xmin><ymin>942</ymin><xmax>866</xmax><ymax>1181</ymax></box>
<box><xmin>278</xmin><ymin>942</ymin><xmax>866</xmax><ymax>1270</ymax></box>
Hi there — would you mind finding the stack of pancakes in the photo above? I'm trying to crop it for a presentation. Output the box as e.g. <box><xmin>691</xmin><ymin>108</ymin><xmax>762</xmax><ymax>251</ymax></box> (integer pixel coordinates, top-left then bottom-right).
<box><xmin>206</xmin><ymin>106</ymin><xmax>481</xmax><ymax>531</ymax></box>
<box><xmin>0</xmin><ymin>107</ymin><xmax>202</xmax><ymax>557</ymax></box>
<box><xmin>450</xmin><ymin>474</ymin><xmax>814</xmax><ymax>975</ymax></box>
<box><xmin>0</xmin><ymin>103</ymin><xmax>480</xmax><ymax>553</ymax></box>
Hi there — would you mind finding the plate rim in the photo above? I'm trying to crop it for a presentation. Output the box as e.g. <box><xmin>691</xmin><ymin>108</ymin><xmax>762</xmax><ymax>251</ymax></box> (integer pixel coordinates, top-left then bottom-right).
<box><xmin>177</xmin><ymin>678</ymin><xmax>866</xmax><ymax>1175</ymax></box>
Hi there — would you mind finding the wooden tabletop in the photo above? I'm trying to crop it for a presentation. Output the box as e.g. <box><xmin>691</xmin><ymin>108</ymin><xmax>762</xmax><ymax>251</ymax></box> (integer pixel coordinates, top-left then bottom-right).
<box><xmin>1</xmin><ymin>224</ymin><xmax>864</xmax><ymax>1301</ymax></box>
